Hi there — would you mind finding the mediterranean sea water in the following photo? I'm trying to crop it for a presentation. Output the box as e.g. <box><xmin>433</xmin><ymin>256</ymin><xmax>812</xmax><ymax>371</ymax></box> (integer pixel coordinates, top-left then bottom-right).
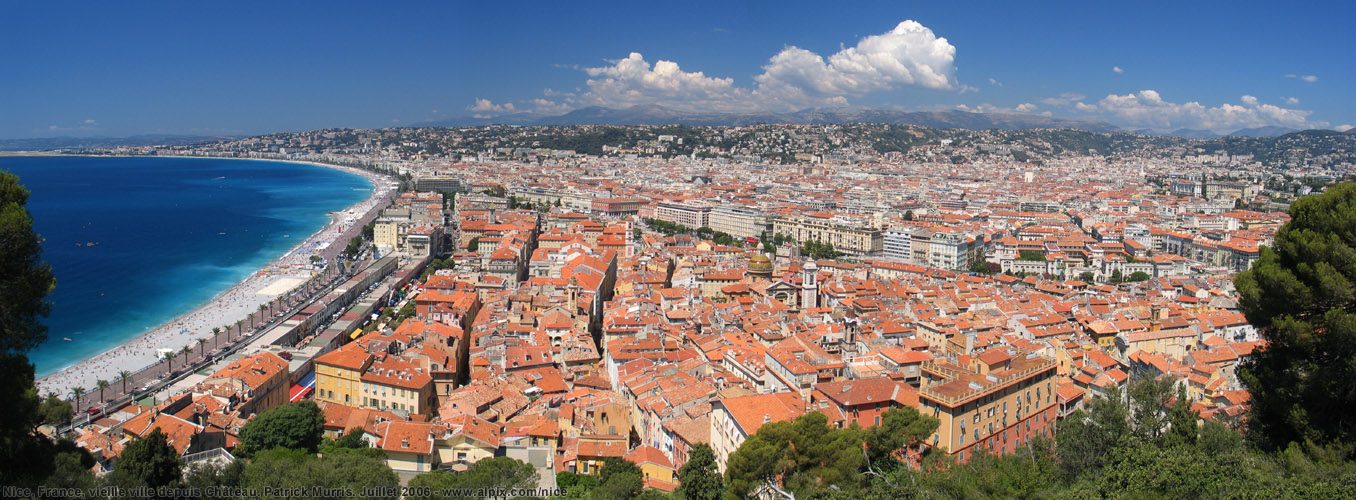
<box><xmin>0</xmin><ymin>156</ymin><xmax>373</xmax><ymax>377</ymax></box>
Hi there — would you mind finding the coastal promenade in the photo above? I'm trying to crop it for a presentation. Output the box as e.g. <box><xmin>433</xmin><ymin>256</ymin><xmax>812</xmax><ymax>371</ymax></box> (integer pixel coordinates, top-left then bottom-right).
<box><xmin>35</xmin><ymin>157</ymin><xmax>397</xmax><ymax>408</ymax></box>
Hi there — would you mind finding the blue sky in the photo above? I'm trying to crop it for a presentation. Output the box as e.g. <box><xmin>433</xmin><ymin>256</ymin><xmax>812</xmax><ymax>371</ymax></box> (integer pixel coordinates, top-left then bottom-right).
<box><xmin>2</xmin><ymin>0</ymin><xmax>1352</xmax><ymax>138</ymax></box>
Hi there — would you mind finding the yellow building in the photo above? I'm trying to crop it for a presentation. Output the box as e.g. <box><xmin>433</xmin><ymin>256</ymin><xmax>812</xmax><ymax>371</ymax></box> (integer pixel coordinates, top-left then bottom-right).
<box><xmin>360</xmin><ymin>354</ymin><xmax>436</xmax><ymax>417</ymax></box>
<box><xmin>313</xmin><ymin>343</ymin><xmax>373</xmax><ymax>407</ymax></box>
<box><xmin>917</xmin><ymin>349</ymin><xmax>1058</xmax><ymax>463</ymax></box>
<box><xmin>435</xmin><ymin>415</ymin><xmax>501</xmax><ymax>470</ymax></box>
<box><xmin>772</xmin><ymin>216</ymin><xmax>883</xmax><ymax>256</ymax></box>
<box><xmin>625</xmin><ymin>445</ymin><xmax>678</xmax><ymax>491</ymax></box>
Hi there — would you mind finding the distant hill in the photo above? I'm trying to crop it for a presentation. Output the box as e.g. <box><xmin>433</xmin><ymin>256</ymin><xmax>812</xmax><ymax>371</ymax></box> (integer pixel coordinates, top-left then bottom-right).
<box><xmin>1132</xmin><ymin>128</ymin><xmax>1222</xmax><ymax>139</ymax></box>
<box><xmin>0</xmin><ymin>134</ymin><xmax>238</xmax><ymax>151</ymax></box>
<box><xmin>1229</xmin><ymin>126</ymin><xmax>1302</xmax><ymax>137</ymax></box>
<box><xmin>422</xmin><ymin>105</ymin><xmax>1122</xmax><ymax>133</ymax></box>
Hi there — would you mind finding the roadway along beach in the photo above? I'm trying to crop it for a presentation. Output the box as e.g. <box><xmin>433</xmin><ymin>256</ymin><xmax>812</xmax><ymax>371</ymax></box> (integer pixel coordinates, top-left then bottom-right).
<box><xmin>35</xmin><ymin>158</ymin><xmax>396</xmax><ymax>399</ymax></box>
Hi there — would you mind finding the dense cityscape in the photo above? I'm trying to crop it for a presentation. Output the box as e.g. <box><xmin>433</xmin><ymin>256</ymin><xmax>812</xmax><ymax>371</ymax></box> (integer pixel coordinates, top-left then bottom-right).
<box><xmin>3</xmin><ymin>123</ymin><xmax>1351</xmax><ymax>498</ymax></box>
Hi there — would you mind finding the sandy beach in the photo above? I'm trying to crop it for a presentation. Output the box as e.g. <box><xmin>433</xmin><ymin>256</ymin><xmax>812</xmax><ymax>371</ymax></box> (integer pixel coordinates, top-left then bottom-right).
<box><xmin>35</xmin><ymin>156</ymin><xmax>396</xmax><ymax>397</ymax></box>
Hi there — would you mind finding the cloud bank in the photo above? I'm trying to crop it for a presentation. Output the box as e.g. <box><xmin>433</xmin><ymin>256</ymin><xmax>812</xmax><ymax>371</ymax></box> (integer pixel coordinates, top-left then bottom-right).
<box><xmin>1038</xmin><ymin>90</ymin><xmax>1323</xmax><ymax>132</ymax></box>
<box><xmin>475</xmin><ymin>20</ymin><xmax>959</xmax><ymax>115</ymax></box>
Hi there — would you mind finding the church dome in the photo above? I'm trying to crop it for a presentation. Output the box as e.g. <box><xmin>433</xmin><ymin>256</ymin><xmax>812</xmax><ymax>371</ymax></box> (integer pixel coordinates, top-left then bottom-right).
<box><xmin>748</xmin><ymin>253</ymin><xmax>774</xmax><ymax>273</ymax></box>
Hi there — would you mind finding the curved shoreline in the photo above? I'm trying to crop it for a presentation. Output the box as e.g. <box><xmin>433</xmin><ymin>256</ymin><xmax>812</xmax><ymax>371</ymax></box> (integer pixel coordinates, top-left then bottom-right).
<box><xmin>31</xmin><ymin>155</ymin><xmax>396</xmax><ymax>397</ymax></box>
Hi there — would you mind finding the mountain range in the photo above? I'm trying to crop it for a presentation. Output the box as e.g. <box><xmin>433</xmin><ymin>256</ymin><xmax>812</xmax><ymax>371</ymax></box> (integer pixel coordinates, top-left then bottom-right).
<box><xmin>422</xmin><ymin>105</ymin><xmax>1318</xmax><ymax>138</ymax></box>
<box><xmin>423</xmin><ymin>105</ymin><xmax>1124</xmax><ymax>133</ymax></box>
<box><xmin>0</xmin><ymin>134</ymin><xmax>241</xmax><ymax>150</ymax></box>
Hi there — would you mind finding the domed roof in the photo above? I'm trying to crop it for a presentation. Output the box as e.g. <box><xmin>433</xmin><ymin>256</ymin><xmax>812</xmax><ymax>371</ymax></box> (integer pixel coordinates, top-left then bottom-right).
<box><xmin>748</xmin><ymin>253</ymin><xmax>774</xmax><ymax>272</ymax></box>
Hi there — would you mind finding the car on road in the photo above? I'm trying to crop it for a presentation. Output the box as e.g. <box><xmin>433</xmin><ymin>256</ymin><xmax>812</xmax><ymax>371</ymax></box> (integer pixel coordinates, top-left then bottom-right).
<box><xmin>86</xmin><ymin>408</ymin><xmax>100</xmax><ymax>415</ymax></box>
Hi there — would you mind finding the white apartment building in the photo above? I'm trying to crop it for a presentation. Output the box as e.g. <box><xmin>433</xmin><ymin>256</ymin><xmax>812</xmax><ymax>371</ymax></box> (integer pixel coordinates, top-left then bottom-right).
<box><xmin>708</xmin><ymin>205</ymin><xmax>770</xmax><ymax>239</ymax></box>
<box><xmin>654</xmin><ymin>201</ymin><xmax>713</xmax><ymax>229</ymax></box>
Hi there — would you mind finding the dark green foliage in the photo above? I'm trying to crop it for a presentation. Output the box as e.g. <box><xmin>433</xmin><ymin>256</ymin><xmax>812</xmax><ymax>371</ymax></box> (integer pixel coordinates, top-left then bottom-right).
<box><xmin>182</xmin><ymin>461</ymin><xmax>248</xmax><ymax>500</ymax></box>
<box><xmin>1128</xmin><ymin>375</ymin><xmax>1175</xmax><ymax>441</ymax></box>
<box><xmin>725</xmin><ymin>410</ymin><xmax>928</xmax><ymax>499</ymax></box>
<box><xmin>408</xmin><ymin>457</ymin><xmax>538</xmax><ymax>500</ymax></box>
<box><xmin>467</xmin><ymin>236</ymin><xmax>480</xmax><ymax>252</ymax></box>
<box><xmin>42</xmin><ymin>446</ymin><xmax>101</xmax><ymax>495</ymax></box>
<box><xmin>1017</xmin><ymin>250</ymin><xmax>1045</xmax><ymax>261</ymax></box>
<box><xmin>556</xmin><ymin>471</ymin><xmax>599</xmax><ymax>498</ymax></box>
<box><xmin>1234</xmin><ymin>182</ymin><xmax>1356</xmax><ymax>455</ymax></box>
<box><xmin>864</xmin><ymin>406</ymin><xmax>939</xmax><ymax>467</ymax></box>
<box><xmin>1077</xmin><ymin>271</ymin><xmax>1095</xmax><ymax>282</ymax></box>
<box><xmin>800</xmin><ymin>240</ymin><xmax>841</xmax><ymax>260</ymax></box>
<box><xmin>677</xmin><ymin>443</ymin><xmax>724</xmax><ymax>500</ymax></box>
<box><xmin>1055</xmin><ymin>387</ymin><xmax>1130</xmax><ymax>481</ymax></box>
<box><xmin>0</xmin><ymin>171</ymin><xmax>57</xmax><ymax>354</ymax></box>
<box><xmin>344</xmin><ymin>235</ymin><xmax>365</xmax><ymax>259</ymax></box>
<box><xmin>333</xmin><ymin>428</ymin><xmax>367</xmax><ymax>449</ymax></box>
<box><xmin>597</xmin><ymin>457</ymin><xmax>642</xmax><ymax>487</ymax></box>
<box><xmin>591</xmin><ymin>465</ymin><xmax>642</xmax><ymax>500</ymax></box>
<box><xmin>1110</xmin><ymin>269</ymin><xmax>1124</xmax><ymax>283</ymax></box>
<box><xmin>107</xmin><ymin>428</ymin><xmax>181</xmax><ymax>489</ymax></box>
<box><xmin>971</xmin><ymin>261</ymin><xmax>999</xmax><ymax>274</ymax></box>
<box><xmin>1127</xmin><ymin>270</ymin><xmax>1151</xmax><ymax>282</ymax></box>
<box><xmin>39</xmin><ymin>392</ymin><xmax>72</xmax><ymax>427</ymax></box>
<box><xmin>241</xmin><ymin>447</ymin><xmax>399</xmax><ymax>500</ymax></box>
<box><xmin>419</xmin><ymin>257</ymin><xmax>456</xmax><ymax>281</ymax></box>
<box><xmin>234</xmin><ymin>400</ymin><xmax>325</xmax><ymax>458</ymax></box>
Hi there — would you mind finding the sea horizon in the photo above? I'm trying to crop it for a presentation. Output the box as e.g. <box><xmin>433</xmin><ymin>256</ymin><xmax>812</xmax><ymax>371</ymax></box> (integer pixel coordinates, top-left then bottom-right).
<box><xmin>0</xmin><ymin>156</ymin><xmax>373</xmax><ymax>378</ymax></box>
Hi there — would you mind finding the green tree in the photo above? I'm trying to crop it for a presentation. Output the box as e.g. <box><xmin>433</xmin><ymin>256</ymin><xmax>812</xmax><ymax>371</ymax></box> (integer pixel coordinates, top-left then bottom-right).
<box><xmin>903</xmin><ymin>210</ymin><xmax>914</xmax><ymax>221</ymax></box>
<box><xmin>0</xmin><ymin>171</ymin><xmax>57</xmax><ymax>353</ymax></box>
<box><xmin>1234</xmin><ymin>182</ymin><xmax>1356</xmax><ymax>455</ymax></box>
<box><xmin>107</xmin><ymin>427</ymin><xmax>181</xmax><ymax>490</ymax></box>
<box><xmin>865</xmin><ymin>407</ymin><xmax>939</xmax><ymax>468</ymax></box>
<box><xmin>182</xmin><ymin>461</ymin><xmax>247</xmax><ymax>500</ymax></box>
<box><xmin>0</xmin><ymin>175</ymin><xmax>61</xmax><ymax>488</ymax></box>
<box><xmin>467</xmin><ymin>236</ymin><xmax>480</xmax><ymax>252</ymax></box>
<box><xmin>234</xmin><ymin>400</ymin><xmax>325</xmax><ymax>458</ymax></box>
<box><xmin>119</xmin><ymin>369</ymin><xmax>132</xmax><ymax>395</ymax></box>
<box><xmin>1110</xmin><ymin>269</ymin><xmax>1124</xmax><ymax>283</ymax></box>
<box><xmin>677</xmin><ymin>443</ymin><xmax>724</xmax><ymax>500</ymax></box>
<box><xmin>38</xmin><ymin>393</ymin><xmax>72</xmax><ymax>428</ymax></box>
<box><xmin>242</xmin><ymin>447</ymin><xmax>398</xmax><ymax>500</ymax></box>
<box><xmin>410</xmin><ymin>457</ymin><xmax>538</xmax><ymax>500</ymax></box>
<box><xmin>1165</xmin><ymin>387</ymin><xmax>1199</xmax><ymax>448</ymax></box>
<box><xmin>1078</xmin><ymin>271</ymin><xmax>1096</xmax><ymax>282</ymax></box>
<box><xmin>1128</xmin><ymin>271</ymin><xmax>1151</xmax><ymax>282</ymax></box>
<box><xmin>725</xmin><ymin>411</ymin><xmax>865</xmax><ymax>499</ymax></box>
<box><xmin>330</xmin><ymin>428</ymin><xmax>367</xmax><ymax>450</ymax></box>
<box><xmin>1056</xmin><ymin>387</ymin><xmax>1130</xmax><ymax>481</ymax></box>
<box><xmin>1128</xmin><ymin>375</ymin><xmax>1175</xmax><ymax>441</ymax></box>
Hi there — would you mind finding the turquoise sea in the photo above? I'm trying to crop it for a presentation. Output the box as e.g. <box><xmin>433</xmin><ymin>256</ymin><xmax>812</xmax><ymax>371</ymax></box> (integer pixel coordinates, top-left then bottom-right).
<box><xmin>0</xmin><ymin>156</ymin><xmax>373</xmax><ymax>377</ymax></box>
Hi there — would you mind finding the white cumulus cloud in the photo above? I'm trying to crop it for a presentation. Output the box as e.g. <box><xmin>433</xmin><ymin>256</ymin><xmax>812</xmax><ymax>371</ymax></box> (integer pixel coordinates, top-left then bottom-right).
<box><xmin>1283</xmin><ymin>96</ymin><xmax>1300</xmax><ymax>105</ymax></box>
<box><xmin>1071</xmin><ymin>90</ymin><xmax>1320</xmax><ymax>132</ymax></box>
<box><xmin>579</xmin><ymin>52</ymin><xmax>749</xmax><ymax>112</ymax></box>
<box><xmin>753</xmin><ymin>20</ymin><xmax>957</xmax><ymax>109</ymax></box>
<box><xmin>571</xmin><ymin>20</ymin><xmax>959</xmax><ymax>112</ymax></box>
<box><xmin>468</xmin><ymin>98</ymin><xmax>514</xmax><ymax>112</ymax></box>
<box><xmin>1285</xmin><ymin>74</ymin><xmax>1318</xmax><ymax>83</ymax></box>
<box><xmin>1113</xmin><ymin>66</ymin><xmax>1125</xmax><ymax>74</ymax></box>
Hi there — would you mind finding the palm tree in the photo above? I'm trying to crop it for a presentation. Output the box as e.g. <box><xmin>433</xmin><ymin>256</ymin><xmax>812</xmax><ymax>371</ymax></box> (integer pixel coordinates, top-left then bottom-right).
<box><xmin>164</xmin><ymin>351</ymin><xmax>176</xmax><ymax>374</ymax></box>
<box><xmin>96</xmin><ymin>379</ymin><xmax>109</xmax><ymax>403</ymax></box>
<box><xmin>197</xmin><ymin>338</ymin><xmax>208</xmax><ymax>360</ymax></box>
<box><xmin>181</xmin><ymin>344</ymin><xmax>193</xmax><ymax>366</ymax></box>
<box><xmin>235</xmin><ymin>319</ymin><xmax>244</xmax><ymax>340</ymax></box>
<box><xmin>119</xmin><ymin>370</ymin><xmax>132</xmax><ymax>395</ymax></box>
<box><xmin>211</xmin><ymin>327</ymin><xmax>221</xmax><ymax>349</ymax></box>
<box><xmin>70</xmin><ymin>386</ymin><xmax>84</xmax><ymax>412</ymax></box>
